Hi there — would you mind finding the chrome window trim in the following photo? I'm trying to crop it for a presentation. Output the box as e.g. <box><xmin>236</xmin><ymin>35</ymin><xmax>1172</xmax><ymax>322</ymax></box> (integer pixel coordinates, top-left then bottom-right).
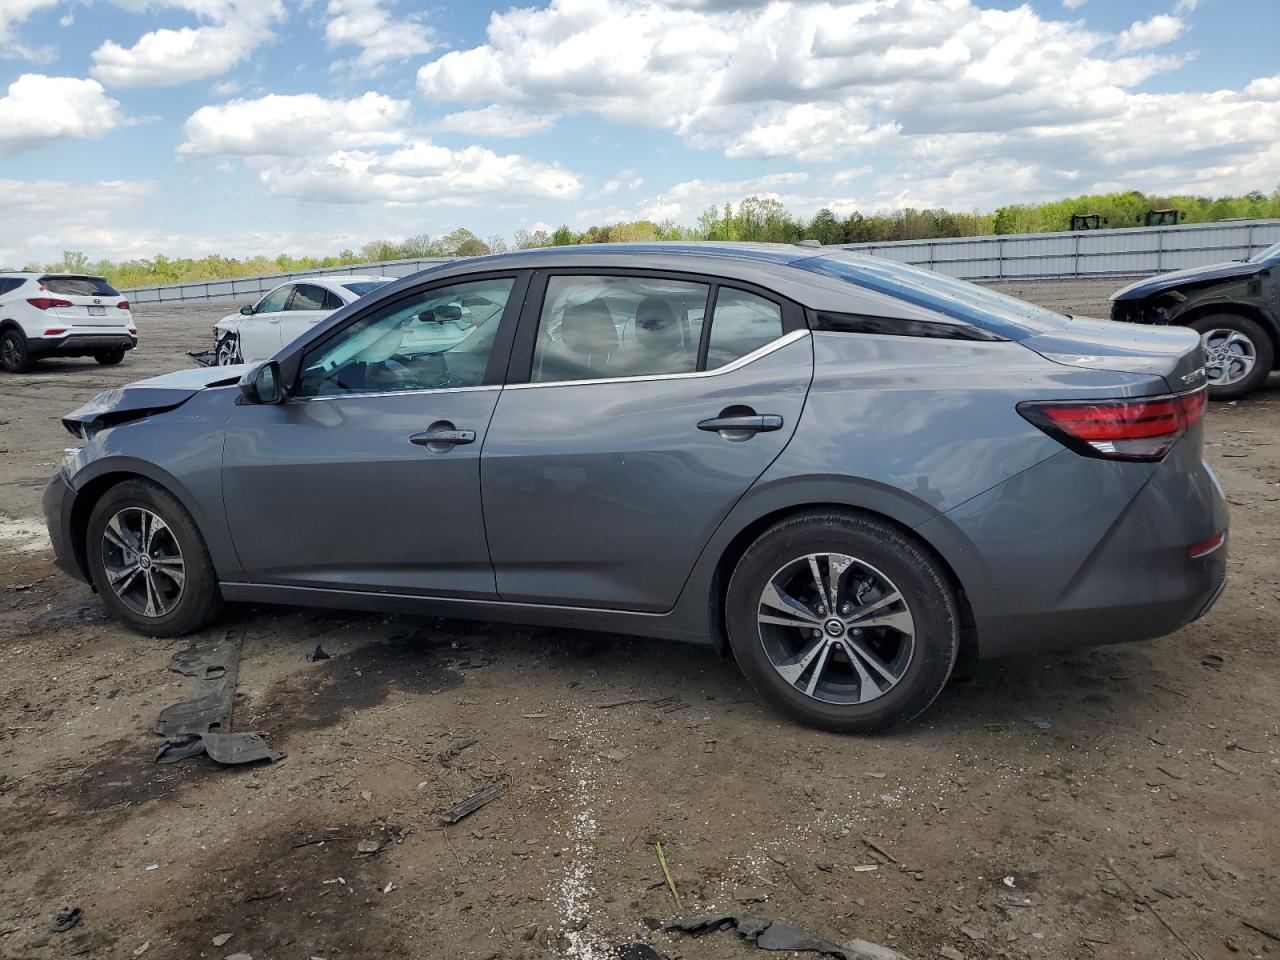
<box><xmin>507</xmin><ymin>329</ymin><xmax>810</xmax><ymax>391</ymax></box>
<box><xmin>293</xmin><ymin>384</ymin><xmax>503</xmax><ymax>403</ymax></box>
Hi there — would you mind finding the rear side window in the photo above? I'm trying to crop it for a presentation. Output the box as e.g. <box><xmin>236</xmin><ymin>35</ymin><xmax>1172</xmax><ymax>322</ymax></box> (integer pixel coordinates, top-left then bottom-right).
<box><xmin>322</xmin><ymin>290</ymin><xmax>344</xmax><ymax>310</ymax></box>
<box><xmin>705</xmin><ymin>288</ymin><xmax>784</xmax><ymax>369</ymax></box>
<box><xmin>289</xmin><ymin>284</ymin><xmax>327</xmax><ymax>311</ymax></box>
<box><xmin>0</xmin><ymin>278</ymin><xmax>25</xmax><ymax>296</ymax></box>
<box><xmin>40</xmin><ymin>276</ymin><xmax>119</xmax><ymax>297</ymax></box>
<box><xmin>531</xmin><ymin>275</ymin><xmax>709</xmax><ymax>382</ymax></box>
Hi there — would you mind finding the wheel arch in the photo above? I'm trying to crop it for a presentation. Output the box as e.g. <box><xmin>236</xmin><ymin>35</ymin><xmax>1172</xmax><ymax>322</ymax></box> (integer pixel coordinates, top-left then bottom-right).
<box><xmin>67</xmin><ymin>460</ymin><xmax>214</xmax><ymax>582</ymax></box>
<box><xmin>700</xmin><ymin>481</ymin><xmax>979</xmax><ymax>660</ymax></box>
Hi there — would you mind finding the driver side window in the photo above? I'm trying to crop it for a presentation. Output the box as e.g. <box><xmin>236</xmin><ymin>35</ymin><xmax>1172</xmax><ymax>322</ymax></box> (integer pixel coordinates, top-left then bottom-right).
<box><xmin>256</xmin><ymin>285</ymin><xmax>293</xmax><ymax>314</ymax></box>
<box><xmin>295</xmin><ymin>277</ymin><xmax>515</xmax><ymax>398</ymax></box>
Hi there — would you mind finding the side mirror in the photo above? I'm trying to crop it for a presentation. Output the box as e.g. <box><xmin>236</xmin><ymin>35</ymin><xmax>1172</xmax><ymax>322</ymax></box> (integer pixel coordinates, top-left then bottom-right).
<box><xmin>239</xmin><ymin>304</ymin><xmax>254</xmax><ymax>316</ymax></box>
<box><xmin>239</xmin><ymin>361</ymin><xmax>284</xmax><ymax>405</ymax></box>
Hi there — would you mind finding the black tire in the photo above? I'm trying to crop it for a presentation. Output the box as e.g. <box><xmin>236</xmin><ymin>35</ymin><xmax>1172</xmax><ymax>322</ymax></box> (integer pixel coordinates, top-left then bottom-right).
<box><xmin>1188</xmin><ymin>314</ymin><xmax>1274</xmax><ymax>401</ymax></box>
<box><xmin>94</xmin><ymin>349</ymin><xmax>125</xmax><ymax>366</ymax></box>
<box><xmin>725</xmin><ymin>511</ymin><xmax>959</xmax><ymax>734</ymax></box>
<box><xmin>215</xmin><ymin>333</ymin><xmax>242</xmax><ymax>366</ymax></box>
<box><xmin>85</xmin><ymin>479</ymin><xmax>224</xmax><ymax>637</ymax></box>
<box><xmin>0</xmin><ymin>328</ymin><xmax>33</xmax><ymax>373</ymax></box>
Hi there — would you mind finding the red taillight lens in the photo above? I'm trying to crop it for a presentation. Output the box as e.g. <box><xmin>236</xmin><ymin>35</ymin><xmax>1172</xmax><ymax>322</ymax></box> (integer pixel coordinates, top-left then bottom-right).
<box><xmin>27</xmin><ymin>297</ymin><xmax>72</xmax><ymax>310</ymax></box>
<box><xmin>43</xmin><ymin>328</ymin><xmax>67</xmax><ymax>336</ymax></box>
<box><xmin>117</xmin><ymin>300</ymin><xmax>129</xmax><ymax>310</ymax></box>
<box><xmin>1188</xmin><ymin>531</ymin><xmax>1225</xmax><ymax>558</ymax></box>
<box><xmin>1018</xmin><ymin>389</ymin><xmax>1206</xmax><ymax>462</ymax></box>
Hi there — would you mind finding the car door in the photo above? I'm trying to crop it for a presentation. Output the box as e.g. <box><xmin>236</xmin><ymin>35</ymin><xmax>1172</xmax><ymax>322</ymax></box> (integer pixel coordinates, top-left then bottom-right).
<box><xmin>221</xmin><ymin>272</ymin><xmax>528</xmax><ymax>597</ymax></box>
<box><xmin>481</xmin><ymin>271</ymin><xmax>813</xmax><ymax>612</ymax></box>
<box><xmin>277</xmin><ymin>283</ymin><xmax>334</xmax><ymax>350</ymax></box>
<box><xmin>239</xmin><ymin>284</ymin><xmax>294</xmax><ymax>362</ymax></box>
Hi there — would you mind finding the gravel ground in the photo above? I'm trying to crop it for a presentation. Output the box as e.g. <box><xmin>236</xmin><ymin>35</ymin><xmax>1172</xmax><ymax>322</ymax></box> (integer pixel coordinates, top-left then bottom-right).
<box><xmin>0</xmin><ymin>279</ymin><xmax>1277</xmax><ymax>960</ymax></box>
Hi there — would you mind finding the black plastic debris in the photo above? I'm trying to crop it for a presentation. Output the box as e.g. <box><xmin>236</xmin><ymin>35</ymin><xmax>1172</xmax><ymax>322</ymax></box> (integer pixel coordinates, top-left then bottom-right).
<box><xmin>667</xmin><ymin>914</ymin><xmax>911</xmax><ymax>960</ymax></box>
<box><xmin>49</xmin><ymin>908</ymin><xmax>82</xmax><ymax>933</ymax></box>
<box><xmin>436</xmin><ymin>781</ymin><xmax>507</xmax><ymax>824</ymax></box>
<box><xmin>306</xmin><ymin>643</ymin><xmax>331</xmax><ymax>662</ymax></box>
<box><xmin>617</xmin><ymin>945</ymin><xmax>667</xmax><ymax>960</ymax></box>
<box><xmin>154</xmin><ymin>631</ymin><xmax>282</xmax><ymax>766</ymax></box>
<box><xmin>188</xmin><ymin>351</ymin><xmax>216</xmax><ymax>367</ymax></box>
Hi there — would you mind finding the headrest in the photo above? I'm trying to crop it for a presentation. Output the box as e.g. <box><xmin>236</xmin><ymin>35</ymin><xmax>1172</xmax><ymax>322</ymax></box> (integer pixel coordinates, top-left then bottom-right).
<box><xmin>635</xmin><ymin>297</ymin><xmax>682</xmax><ymax>350</ymax></box>
<box><xmin>561</xmin><ymin>299</ymin><xmax>617</xmax><ymax>356</ymax></box>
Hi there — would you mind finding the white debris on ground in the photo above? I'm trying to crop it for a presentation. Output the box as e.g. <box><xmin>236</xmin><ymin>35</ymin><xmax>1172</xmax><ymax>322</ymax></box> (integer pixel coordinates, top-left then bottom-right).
<box><xmin>554</xmin><ymin>703</ymin><xmax>613</xmax><ymax>960</ymax></box>
<box><xmin>0</xmin><ymin>517</ymin><xmax>51</xmax><ymax>553</ymax></box>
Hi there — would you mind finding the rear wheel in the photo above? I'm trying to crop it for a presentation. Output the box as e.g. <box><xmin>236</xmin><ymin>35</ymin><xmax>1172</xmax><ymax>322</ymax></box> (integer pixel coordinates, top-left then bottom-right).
<box><xmin>86</xmin><ymin>479</ymin><xmax>223</xmax><ymax>637</ymax></box>
<box><xmin>725</xmin><ymin>511</ymin><xmax>959</xmax><ymax>733</ymax></box>
<box><xmin>94</xmin><ymin>348</ymin><xmax>125</xmax><ymax>366</ymax></box>
<box><xmin>1189</xmin><ymin>314</ymin><xmax>1273</xmax><ymax>400</ymax></box>
<box><xmin>0</xmin><ymin>329</ymin><xmax>33</xmax><ymax>373</ymax></box>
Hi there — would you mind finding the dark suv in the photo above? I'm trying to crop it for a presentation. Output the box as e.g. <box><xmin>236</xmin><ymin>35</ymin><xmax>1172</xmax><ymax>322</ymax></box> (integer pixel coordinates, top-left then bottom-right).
<box><xmin>1110</xmin><ymin>240</ymin><xmax>1280</xmax><ymax>399</ymax></box>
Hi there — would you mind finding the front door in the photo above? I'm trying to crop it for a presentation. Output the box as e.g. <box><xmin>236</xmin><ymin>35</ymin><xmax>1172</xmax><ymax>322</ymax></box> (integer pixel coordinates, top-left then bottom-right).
<box><xmin>276</xmin><ymin>283</ymin><xmax>335</xmax><ymax>351</ymax></box>
<box><xmin>222</xmin><ymin>273</ymin><xmax>526</xmax><ymax>597</ymax></box>
<box><xmin>481</xmin><ymin>272</ymin><xmax>813</xmax><ymax>611</ymax></box>
<box><xmin>240</xmin><ymin>284</ymin><xmax>293</xmax><ymax>363</ymax></box>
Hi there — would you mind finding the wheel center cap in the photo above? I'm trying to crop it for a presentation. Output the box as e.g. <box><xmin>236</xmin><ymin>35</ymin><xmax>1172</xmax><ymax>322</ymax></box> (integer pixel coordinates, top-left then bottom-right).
<box><xmin>823</xmin><ymin>618</ymin><xmax>844</xmax><ymax>638</ymax></box>
<box><xmin>138</xmin><ymin>555</ymin><xmax>152</xmax><ymax>570</ymax></box>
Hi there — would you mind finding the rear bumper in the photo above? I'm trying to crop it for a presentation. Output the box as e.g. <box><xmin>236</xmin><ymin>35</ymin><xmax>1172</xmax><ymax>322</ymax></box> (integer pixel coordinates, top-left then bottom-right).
<box><xmin>42</xmin><ymin>470</ymin><xmax>88</xmax><ymax>583</ymax></box>
<box><xmin>28</xmin><ymin>333</ymin><xmax>136</xmax><ymax>358</ymax></box>
<box><xmin>922</xmin><ymin>446</ymin><xmax>1229</xmax><ymax>659</ymax></box>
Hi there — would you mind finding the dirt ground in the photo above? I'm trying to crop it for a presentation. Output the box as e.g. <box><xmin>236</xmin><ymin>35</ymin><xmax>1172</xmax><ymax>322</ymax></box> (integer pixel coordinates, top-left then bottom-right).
<box><xmin>0</xmin><ymin>280</ymin><xmax>1277</xmax><ymax>960</ymax></box>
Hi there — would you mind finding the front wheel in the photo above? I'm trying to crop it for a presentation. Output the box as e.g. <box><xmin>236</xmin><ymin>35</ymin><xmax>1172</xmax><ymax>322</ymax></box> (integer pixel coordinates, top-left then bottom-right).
<box><xmin>215</xmin><ymin>333</ymin><xmax>242</xmax><ymax>366</ymax></box>
<box><xmin>0</xmin><ymin>329</ymin><xmax>33</xmax><ymax>373</ymax></box>
<box><xmin>85</xmin><ymin>479</ymin><xmax>224</xmax><ymax>637</ymax></box>
<box><xmin>725</xmin><ymin>511</ymin><xmax>959</xmax><ymax>733</ymax></box>
<box><xmin>1189</xmin><ymin>314</ymin><xmax>1274</xmax><ymax>401</ymax></box>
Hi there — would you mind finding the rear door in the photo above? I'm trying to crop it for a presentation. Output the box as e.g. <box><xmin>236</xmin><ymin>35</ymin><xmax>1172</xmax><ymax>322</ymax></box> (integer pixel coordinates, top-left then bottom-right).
<box><xmin>480</xmin><ymin>271</ymin><xmax>813</xmax><ymax>611</ymax></box>
<box><xmin>40</xmin><ymin>276</ymin><xmax>129</xmax><ymax>329</ymax></box>
<box><xmin>277</xmin><ymin>283</ymin><xmax>335</xmax><ymax>350</ymax></box>
<box><xmin>222</xmin><ymin>272</ymin><xmax>528</xmax><ymax>597</ymax></box>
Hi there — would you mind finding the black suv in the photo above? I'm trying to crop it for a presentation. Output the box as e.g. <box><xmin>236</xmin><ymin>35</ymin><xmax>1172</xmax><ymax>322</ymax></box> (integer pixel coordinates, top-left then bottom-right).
<box><xmin>1110</xmin><ymin>240</ymin><xmax>1279</xmax><ymax>399</ymax></box>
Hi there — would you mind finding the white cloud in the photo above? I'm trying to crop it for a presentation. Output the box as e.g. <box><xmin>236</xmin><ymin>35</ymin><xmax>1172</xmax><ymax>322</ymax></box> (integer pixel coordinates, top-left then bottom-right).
<box><xmin>1174</xmin><ymin>0</ymin><xmax>1199</xmax><ymax>11</ymax></box>
<box><xmin>0</xmin><ymin>74</ymin><xmax>124</xmax><ymax>154</ymax></box>
<box><xmin>1244</xmin><ymin>75</ymin><xmax>1280</xmax><ymax>101</ymax></box>
<box><xmin>1113</xmin><ymin>14</ymin><xmax>1184</xmax><ymax>54</ymax></box>
<box><xmin>1061</xmin><ymin>0</ymin><xmax>1086</xmax><ymax>7</ymax></box>
<box><xmin>579</xmin><ymin>172</ymin><xmax>811</xmax><ymax>225</ymax></box>
<box><xmin>91</xmin><ymin>1</ymin><xmax>284</xmax><ymax>87</ymax></box>
<box><xmin>437</xmin><ymin>105</ymin><xmax>557</xmax><ymax>137</ymax></box>
<box><xmin>325</xmin><ymin>0</ymin><xmax>434</xmax><ymax>71</ymax></box>
<box><xmin>259</xmin><ymin>141</ymin><xmax>583</xmax><ymax>206</ymax></box>
<box><xmin>0</xmin><ymin>178</ymin><xmax>155</xmax><ymax>264</ymax></box>
<box><xmin>0</xmin><ymin>0</ymin><xmax>59</xmax><ymax>61</ymax></box>
<box><xmin>179</xmin><ymin>92</ymin><xmax>410</xmax><ymax>156</ymax></box>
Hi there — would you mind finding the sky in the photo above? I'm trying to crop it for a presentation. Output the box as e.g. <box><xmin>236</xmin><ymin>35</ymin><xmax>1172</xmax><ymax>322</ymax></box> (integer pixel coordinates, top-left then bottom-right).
<box><xmin>0</xmin><ymin>0</ymin><xmax>1278</xmax><ymax>264</ymax></box>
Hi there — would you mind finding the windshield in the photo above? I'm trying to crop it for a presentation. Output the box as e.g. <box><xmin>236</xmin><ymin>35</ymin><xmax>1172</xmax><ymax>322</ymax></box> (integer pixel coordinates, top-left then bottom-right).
<box><xmin>798</xmin><ymin>252</ymin><xmax>1072</xmax><ymax>339</ymax></box>
<box><xmin>1249</xmin><ymin>240</ymin><xmax>1280</xmax><ymax>263</ymax></box>
<box><xmin>342</xmin><ymin>280</ymin><xmax>390</xmax><ymax>297</ymax></box>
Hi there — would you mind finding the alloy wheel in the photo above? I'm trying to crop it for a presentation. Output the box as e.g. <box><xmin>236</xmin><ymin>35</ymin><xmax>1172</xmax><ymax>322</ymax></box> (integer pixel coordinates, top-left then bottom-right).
<box><xmin>1200</xmin><ymin>328</ymin><xmax>1256</xmax><ymax>387</ymax></box>
<box><xmin>1</xmin><ymin>334</ymin><xmax>20</xmax><ymax>368</ymax></box>
<box><xmin>757</xmin><ymin>553</ymin><xmax>915</xmax><ymax>705</ymax></box>
<box><xmin>100</xmin><ymin>507</ymin><xmax>186</xmax><ymax>618</ymax></box>
<box><xmin>216</xmin><ymin>336</ymin><xmax>241</xmax><ymax>366</ymax></box>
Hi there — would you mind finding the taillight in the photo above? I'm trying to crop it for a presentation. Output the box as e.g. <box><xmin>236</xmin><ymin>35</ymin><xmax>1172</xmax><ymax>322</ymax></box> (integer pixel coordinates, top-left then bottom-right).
<box><xmin>27</xmin><ymin>297</ymin><xmax>73</xmax><ymax>310</ymax></box>
<box><xmin>43</xmin><ymin>328</ymin><xmax>67</xmax><ymax>336</ymax></box>
<box><xmin>117</xmin><ymin>300</ymin><xmax>130</xmax><ymax>310</ymax></box>
<box><xmin>1018</xmin><ymin>389</ymin><xmax>1206</xmax><ymax>462</ymax></box>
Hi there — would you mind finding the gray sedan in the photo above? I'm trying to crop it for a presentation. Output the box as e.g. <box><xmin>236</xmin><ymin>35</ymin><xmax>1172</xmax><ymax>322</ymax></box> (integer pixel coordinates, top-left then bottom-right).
<box><xmin>43</xmin><ymin>244</ymin><xmax>1228</xmax><ymax>732</ymax></box>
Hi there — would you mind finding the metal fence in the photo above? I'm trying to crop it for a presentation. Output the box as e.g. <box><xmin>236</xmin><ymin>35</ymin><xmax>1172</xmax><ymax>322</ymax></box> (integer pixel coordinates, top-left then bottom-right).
<box><xmin>122</xmin><ymin>257</ymin><xmax>453</xmax><ymax>304</ymax></box>
<box><xmin>122</xmin><ymin>218</ymin><xmax>1280</xmax><ymax>303</ymax></box>
<box><xmin>840</xmin><ymin>218</ymin><xmax>1280</xmax><ymax>281</ymax></box>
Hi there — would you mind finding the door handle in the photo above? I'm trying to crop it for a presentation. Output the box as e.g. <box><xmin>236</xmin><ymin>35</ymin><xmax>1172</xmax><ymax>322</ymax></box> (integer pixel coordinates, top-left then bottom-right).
<box><xmin>410</xmin><ymin>428</ymin><xmax>476</xmax><ymax>448</ymax></box>
<box><xmin>697</xmin><ymin>414</ymin><xmax>783</xmax><ymax>434</ymax></box>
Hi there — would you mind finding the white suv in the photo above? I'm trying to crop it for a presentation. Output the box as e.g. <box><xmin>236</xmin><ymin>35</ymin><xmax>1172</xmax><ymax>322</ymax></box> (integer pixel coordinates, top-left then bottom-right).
<box><xmin>0</xmin><ymin>273</ymin><xmax>137</xmax><ymax>373</ymax></box>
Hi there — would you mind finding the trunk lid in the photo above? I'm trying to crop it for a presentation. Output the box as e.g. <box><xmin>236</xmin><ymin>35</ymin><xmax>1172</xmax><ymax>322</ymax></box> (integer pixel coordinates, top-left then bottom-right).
<box><xmin>1019</xmin><ymin>314</ymin><xmax>1206</xmax><ymax>393</ymax></box>
<box><xmin>39</xmin><ymin>275</ymin><xmax>132</xmax><ymax>328</ymax></box>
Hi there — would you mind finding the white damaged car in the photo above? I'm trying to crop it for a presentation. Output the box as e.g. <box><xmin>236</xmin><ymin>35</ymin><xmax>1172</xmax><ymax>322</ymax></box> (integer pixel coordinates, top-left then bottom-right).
<box><xmin>213</xmin><ymin>275</ymin><xmax>390</xmax><ymax>365</ymax></box>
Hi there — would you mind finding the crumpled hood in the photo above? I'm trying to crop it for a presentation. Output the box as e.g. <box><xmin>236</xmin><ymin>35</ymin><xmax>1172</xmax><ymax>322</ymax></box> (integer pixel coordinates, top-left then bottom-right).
<box><xmin>1111</xmin><ymin>260</ymin><xmax>1263</xmax><ymax>301</ymax></box>
<box><xmin>62</xmin><ymin>364</ymin><xmax>246</xmax><ymax>437</ymax></box>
